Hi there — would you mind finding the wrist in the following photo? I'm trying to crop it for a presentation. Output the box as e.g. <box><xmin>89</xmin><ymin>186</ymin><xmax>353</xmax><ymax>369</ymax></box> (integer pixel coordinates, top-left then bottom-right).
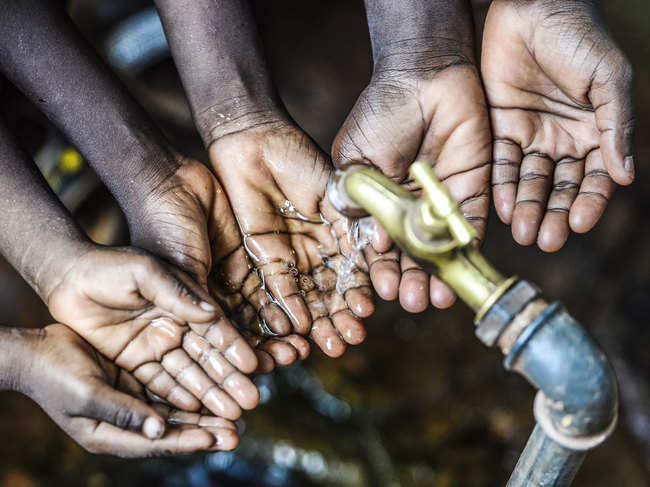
<box><xmin>366</xmin><ymin>0</ymin><xmax>476</xmax><ymax>77</ymax></box>
<box><xmin>372</xmin><ymin>37</ymin><xmax>475</xmax><ymax>81</ymax></box>
<box><xmin>103</xmin><ymin>139</ymin><xmax>183</xmax><ymax>215</ymax></box>
<box><xmin>507</xmin><ymin>0</ymin><xmax>596</xmax><ymax>16</ymax></box>
<box><xmin>196</xmin><ymin>90</ymin><xmax>289</xmax><ymax>147</ymax></box>
<box><xmin>36</xmin><ymin>239</ymin><xmax>97</xmax><ymax>304</ymax></box>
<box><xmin>0</xmin><ymin>326</ymin><xmax>42</xmax><ymax>394</ymax></box>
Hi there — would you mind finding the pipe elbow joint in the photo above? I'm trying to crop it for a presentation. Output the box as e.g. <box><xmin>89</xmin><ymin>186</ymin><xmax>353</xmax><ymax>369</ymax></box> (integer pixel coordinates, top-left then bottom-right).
<box><xmin>505</xmin><ymin>303</ymin><xmax>618</xmax><ymax>450</ymax></box>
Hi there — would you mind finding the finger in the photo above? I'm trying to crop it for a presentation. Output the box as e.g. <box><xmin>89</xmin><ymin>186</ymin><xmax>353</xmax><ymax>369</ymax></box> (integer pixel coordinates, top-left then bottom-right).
<box><xmin>429</xmin><ymin>276</ymin><xmax>456</xmax><ymax>309</ymax></box>
<box><xmin>189</xmin><ymin>317</ymin><xmax>258</xmax><ymax>374</ymax></box>
<box><xmin>314</xmin><ymin>264</ymin><xmax>367</xmax><ymax>345</ymax></box>
<box><xmin>537</xmin><ymin>155</ymin><xmax>584</xmax><ymax>252</ymax></box>
<box><xmin>492</xmin><ymin>138</ymin><xmax>523</xmax><ymax>224</ymax></box>
<box><xmin>82</xmin><ymin>420</ymin><xmax>216</xmax><ymax>457</ymax></box>
<box><xmin>183</xmin><ymin>332</ymin><xmax>260</xmax><ymax>410</ymax></box>
<box><xmin>511</xmin><ymin>152</ymin><xmax>554</xmax><ymax>245</ymax></box>
<box><xmin>365</xmin><ymin>246</ymin><xmax>401</xmax><ymax>301</ymax></box>
<box><xmin>310</xmin><ymin>316</ymin><xmax>346</xmax><ymax>357</ymax></box>
<box><xmin>134</xmin><ymin>258</ymin><xmax>218</xmax><ymax>323</ymax></box>
<box><xmin>324</xmin><ymin>220</ymin><xmax>375</xmax><ymax>318</ymax></box>
<box><xmin>244</xmin><ymin>234</ymin><xmax>313</xmax><ymax>334</ymax></box>
<box><xmin>210</xmin><ymin>279</ymin><xmax>277</xmax><ymax>338</ymax></box>
<box><xmin>257</xmin><ymin>335</ymin><xmax>310</xmax><ymax>366</ymax></box>
<box><xmin>371</xmin><ymin>222</ymin><xmax>394</xmax><ymax>253</ymax></box>
<box><xmin>161</xmin><ymin>349</ymin><xmax>242</xmax><ymax>420</ymax></box>
<box><xmin>331</xmin><ymin>310</ymin><xmax>366</xmax><ymax>345</ymax></box>
<box><xmin>570</xmin><ymin>149</ymin><xmax>616</xmax><ymax>234</ymax></box>
<box><xmin>132</xmin><ymin>362</ymin><xmax>201</xmax><ymax>412</ymax></box>
<box><xmin>213</xmin><ymin>248</ymin><xmax>295</xmax><ymax>336</ymax></box>
<box><xmin>206</xmin><ymin>428</ymin><xmax>240</xmax><ymax>451</ymax></box>
<box><xmin>591</xmin><ymin>57</ymin><xmax>635</xmax><ymax>185</ymax></box>
<box><xmin>240</xmin><ymin>269</ymin><xmax>293</xmax><ymax>335</ymax></box>
<box><xmin>277</xmin><ymin>334</ymin><xmax>310</xmax><ymax>360</ymax></box>
<box><xmin>398</xmin><ymin>255</ymin><xmax>429</xmax><ymax>313</ymax></box>
<box><xmin>344</xmin><ymin>285</ymin><xmax>375</xmax><ymax>318</ymax></box>
<box><xmin>81</xmin><ymin>379</ymin><xmax>165</xmax><ymax>439</ymax></box>
<box><xmin>254</xmin><ymin>350</ymin><xmax>275</xmax><ymax>374</ymax></box>
<box><xmin>164</xmin><ymin>410</ymin><xmax>239</xmax><ymax>451</ymax></box>
<box><xmin>164</xmin><ymin>408</ymin><xmax>238</xmax><ymax>430</ymax></box>
<box><xmin>258</xmin><ymin>339</ymin><xmax>298</xmax><ymax>366</ymax></box>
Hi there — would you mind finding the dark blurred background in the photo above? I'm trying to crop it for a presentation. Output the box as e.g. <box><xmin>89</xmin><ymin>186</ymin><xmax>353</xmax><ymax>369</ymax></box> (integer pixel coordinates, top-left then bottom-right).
<box><xmin>0</xmin><ymin>1</ymin><xmax>648</xmax><ymax>486</ymax></box>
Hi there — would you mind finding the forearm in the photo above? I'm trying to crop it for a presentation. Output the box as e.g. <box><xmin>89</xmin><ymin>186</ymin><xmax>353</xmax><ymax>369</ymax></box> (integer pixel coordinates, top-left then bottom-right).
<box><xmin>364</xmin><ymin>0</ymin><xmax>477</xmax><ymax>72</ymax></box>
<box><xmin>0</xmin><ymin>326</ymin><xmax>38</xmax><ymax>393</ymax></box>
<box><xmin>154</xmin><ymin>0</ymin><xmax>285</xmax><ymax>145</ymax></box>
<box><xmin>0</xmin><ymin>119</ymin><xmax>90</xmax><ymax>299</ymax></box>
<box><xmin>0</xmin><ymin>0</ymin><xmax>179</xmax><ymax>215</ymax></box>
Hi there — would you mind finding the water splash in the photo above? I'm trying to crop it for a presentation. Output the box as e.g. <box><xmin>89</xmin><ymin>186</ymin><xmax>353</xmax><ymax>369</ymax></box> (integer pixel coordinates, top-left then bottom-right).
<box><xmin>327</xmin><ymin>217</ymin><xmax>375</xmax><ymax>295</ymax></box>
<box><xmin>278</xmin><ymin>199</ymin><xmax>318</xmax><ymax>223</ymax></box>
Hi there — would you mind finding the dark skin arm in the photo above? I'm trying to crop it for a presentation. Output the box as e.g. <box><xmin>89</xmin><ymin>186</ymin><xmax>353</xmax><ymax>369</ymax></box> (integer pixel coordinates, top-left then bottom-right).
<box><xmin>154</xmin><ymin>0</ymin><xmax>283</xmax><ymax>145</ymax></box>
<box><xmin>0</xmin><ymin>0</ymin><xmax>308</xmax><ymax>369</ymax></box>
<box><xmin>0</xmin><ymin>0</ymin><xmax>179</xmax><ymax>216</ymax></box>
<box><xmin>482</xmin><ymin>0</ymin><xmax>634</xmax><ymax>251</ymax></box>
<box><xmin>154</xmin><ymin>0</ymin><xmax>375</xmax><ymax>358</ymax></box>
<box><xmin>333</xmin><ymin>0</ymin><xmax>491</xmax><ymax>312</ymax></box>
<box><xmin>0</xmin><ymin>116</ymin><xmax>91</xmax><ymax>299</ymax></box>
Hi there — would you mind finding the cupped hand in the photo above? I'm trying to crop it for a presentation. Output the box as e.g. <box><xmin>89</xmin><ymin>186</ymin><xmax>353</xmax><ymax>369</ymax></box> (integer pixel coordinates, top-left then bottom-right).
<box><xmin>333</xmin><ymin>49</ymin><xmax>492</xmax><ymax>312</ymax></box>
<box><xmin>45</xmin><ymin>245</ymin><xmax>260</xmax><ymax>420</ymax></box>
<box><xmin>482</xmin><ymin>0</ymin><xmax>634</xmax><ymax>252</ymax></box>
<box><xmin>131</xmin><ymin>159</ymin><xmax>311</xmax><ymax>371</ymax></box>
<box><xmin>208</xmin><ymin>122</ymin><xmax>375</xmax><ymax>358</ymax></box>
<box><xmin>22</xmin><ymin>324</ymin><xmax>238</xmax><ymax>457</ymax></box>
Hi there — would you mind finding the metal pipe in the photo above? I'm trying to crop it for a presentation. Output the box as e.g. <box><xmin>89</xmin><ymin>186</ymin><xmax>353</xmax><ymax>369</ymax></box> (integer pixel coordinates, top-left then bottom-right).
<box><xmin>506</xmin><ymin>424</ymin><xmax>585</xmax><ymax>487</ymax></box>
<box><xmin>328</xmin><ymin>162</ymin><xmax>619</xmax><ymax>487</ymax></box>
<box><xmin>481</xmin><ymin>287</ymin><xmax>619</xmax><ymax>487</ymax></box>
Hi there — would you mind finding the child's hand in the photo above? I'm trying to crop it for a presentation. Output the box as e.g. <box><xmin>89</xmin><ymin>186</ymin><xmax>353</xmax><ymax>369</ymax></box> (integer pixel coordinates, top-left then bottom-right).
<box><xmin>19</xmin><ymin>324</ymin><xmax>238</xmax><ymax>457</ymax></box>
<box><xmin>45</xmin><ymin>245</ymin><xmax>260</xmax><ymax>420</ymax></box>
<box><xmin>482</xmin><ymin>0</ymin><xmax>634</xmax><ymax>251</ymax></box>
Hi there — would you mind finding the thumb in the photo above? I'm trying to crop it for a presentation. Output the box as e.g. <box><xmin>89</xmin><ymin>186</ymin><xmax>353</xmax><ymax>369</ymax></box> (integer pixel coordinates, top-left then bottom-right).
<box><xmin>590</xmin><ymin>53</ymin><xmax>635</xmax><ymax>186</ymax></box>
<box><xmin>84</xmin><ymin>382</ymin><xmax>166</xmax><ymax>439</ymax></box>
<box><xmin>134</xmin><ymin>258</ymin><xmax>219</xmax><ymax>323</ymax></box>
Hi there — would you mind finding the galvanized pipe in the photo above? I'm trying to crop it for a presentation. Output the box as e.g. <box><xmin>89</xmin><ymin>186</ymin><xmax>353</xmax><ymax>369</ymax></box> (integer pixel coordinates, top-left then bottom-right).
<box><xmin>506</xmin><ymin>424</ymin><xmax>585</xmax><ymax>487</ymax></box>
<box><xmin>478</xmin><ymin>283</ymin><xmax>618</xmax><ymax>487</ymax></box>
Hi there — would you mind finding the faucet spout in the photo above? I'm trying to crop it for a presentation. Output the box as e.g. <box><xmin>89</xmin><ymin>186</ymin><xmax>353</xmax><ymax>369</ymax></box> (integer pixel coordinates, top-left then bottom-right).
<box><xmin>327</xmin><ymin>162</ymin><xmax>515</xmax><ymax>321</ymax></box>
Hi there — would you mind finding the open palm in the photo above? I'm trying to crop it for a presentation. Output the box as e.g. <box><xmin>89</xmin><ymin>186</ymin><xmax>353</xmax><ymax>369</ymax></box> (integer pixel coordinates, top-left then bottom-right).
<box><xmin>333</xmin><ymin>61</ymin><xmax>492</xmax><ymax>312</ymax></box>
<box><xmin>28</xmin><ymin>324</ymin><xmax>239</xmax><ymax>456</ymax></box>
<box><xmin>482</xmin><ymin>0</ymin><xmax>634</xmax><ymax>251</ymax></box>
<box><xmin>46</xmin><ymin>247</ymin><xmax>259</xmax><ymax>420</ymax></box>
<box><xmin>209</xmin><ymin>123</ymin><xmax>375</xmax><ymax>358</ymax></box>
<box><xmin>132</xmin><ymin>159</ymin><xmax>312</xmax><ymax>371</ymax></box>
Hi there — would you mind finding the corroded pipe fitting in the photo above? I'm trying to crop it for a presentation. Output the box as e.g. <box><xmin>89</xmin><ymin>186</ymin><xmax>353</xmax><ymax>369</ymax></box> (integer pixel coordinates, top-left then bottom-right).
<box><xmin>477</xmin><ymin>282</ymin><xmax>618</xmax><ymax>450</ymax></box>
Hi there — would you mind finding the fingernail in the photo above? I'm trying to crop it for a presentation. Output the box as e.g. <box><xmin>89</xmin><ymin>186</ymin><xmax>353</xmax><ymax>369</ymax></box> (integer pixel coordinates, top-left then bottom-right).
<box><xmin>624</xmin><ymin>156</ymin><xmax>635</xmax><ymax>177</ymax></box>
<box><xmin>143</xmin><ymin>416</ymin><xmax>165</xmax><ymax>439</ymax></box>
<box><xmin>200</xmin><ymin>301</ymin><xmax>216</xmax><ymax>312</ymax></box>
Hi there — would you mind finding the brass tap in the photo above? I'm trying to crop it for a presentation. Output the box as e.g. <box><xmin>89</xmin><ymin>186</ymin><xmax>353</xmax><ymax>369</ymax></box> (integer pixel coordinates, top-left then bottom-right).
<box><xmin>328</xmin><ymin>161</ymin><xmax>516</xmax><ymax>322</ymax></box>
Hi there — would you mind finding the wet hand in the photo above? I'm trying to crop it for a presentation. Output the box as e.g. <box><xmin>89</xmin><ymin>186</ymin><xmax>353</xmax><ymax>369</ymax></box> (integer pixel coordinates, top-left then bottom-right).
<box><xmin>333</xmin><ymin>47</ymin><xmax>491</xmax><ymax>312</ymax></box>
<box><xmin>131</xmin><ymin>159</ymin><xmax>311</xmax><ymax>371</ymax></box>
<box><xmin>45</xmin><ymin>245</ymin><xmax>260</xmax><ymax>420</ymax></box>
<box><xmin>482</xmin><ymin>0</ymin><xmax>634</xmax><ymax>251</ymax></box>
<box><xmin>208</xmin><ymin>122</ymin><xmax>375</xmax><ymax>358</ymax></box>
<box><xmin>21</xmin><ymin>324</ymin><xmax>238</xmax><ymax>457</ymax></box>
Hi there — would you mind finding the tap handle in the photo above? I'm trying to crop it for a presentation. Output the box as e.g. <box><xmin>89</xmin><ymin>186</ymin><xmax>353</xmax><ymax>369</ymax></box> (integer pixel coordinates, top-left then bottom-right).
<box><xmin>409</xmin><ymin>161</ymin><xmax>476</xmax><ymax>246</ymax></box>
